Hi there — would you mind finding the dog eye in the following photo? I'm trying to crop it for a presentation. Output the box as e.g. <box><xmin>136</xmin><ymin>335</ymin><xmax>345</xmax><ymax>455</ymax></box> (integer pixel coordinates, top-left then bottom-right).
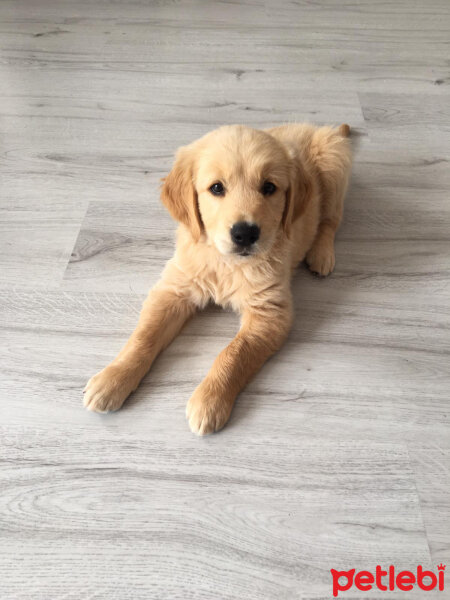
<box><xmin>209</xmin><ymin>182</ymin><xmax>225</xmax><ymax>196</ymax></box>
<box><xmin>261</xmin><ymin>181</ymin><xmax>277</xmax><ymax>196</ymax></box>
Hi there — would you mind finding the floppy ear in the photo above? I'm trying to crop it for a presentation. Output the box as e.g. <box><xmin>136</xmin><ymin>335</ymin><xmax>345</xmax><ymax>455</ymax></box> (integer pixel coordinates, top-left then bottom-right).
<box><xmin>160</xmin><ymin>145</ymin><xmax>203</xmax><ymax>241</ymax></box>
<box><xmin>282</xmin><ymin>162</ymin><xmax>313</xmax><ymax>238</ymax></box>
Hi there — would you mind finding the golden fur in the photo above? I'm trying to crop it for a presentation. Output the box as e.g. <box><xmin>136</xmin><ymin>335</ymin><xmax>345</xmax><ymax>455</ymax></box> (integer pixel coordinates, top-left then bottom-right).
<box><xmin>84</xmin><ymin>123</ymin><xmax>352</xmax><ymax>434</ymax></box>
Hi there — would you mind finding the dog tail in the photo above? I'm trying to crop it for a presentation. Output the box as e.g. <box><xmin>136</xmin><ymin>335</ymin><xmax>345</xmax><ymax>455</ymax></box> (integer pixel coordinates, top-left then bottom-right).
<box><xmin>338</xmin><ymin>123</ymin><xmax>351</xmax><ymax>138</ymax></box>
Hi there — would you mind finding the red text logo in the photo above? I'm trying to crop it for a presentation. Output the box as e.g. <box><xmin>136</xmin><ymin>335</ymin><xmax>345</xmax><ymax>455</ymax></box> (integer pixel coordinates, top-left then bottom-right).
<box><xmin>330</xmin><ymin>564</ymin><xmax>445</xmax><ymax>597</ymax></box>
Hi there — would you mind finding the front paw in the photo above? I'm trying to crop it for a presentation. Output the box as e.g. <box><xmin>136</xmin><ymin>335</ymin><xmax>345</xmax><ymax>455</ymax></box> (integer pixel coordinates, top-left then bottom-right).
<box><xmin>306</xmin><ymin>244</ymin><xmax>335</xmax><ymax>277</ymax></box>
<box><xmin>186</xmin><ymin>381</ymin><xmax>234</xmax><ymax>436</ymax></box>
<box><xmin>83</xmin><ymin>363</ymin><xmax>136</xmax><ymax>413</ymax></box>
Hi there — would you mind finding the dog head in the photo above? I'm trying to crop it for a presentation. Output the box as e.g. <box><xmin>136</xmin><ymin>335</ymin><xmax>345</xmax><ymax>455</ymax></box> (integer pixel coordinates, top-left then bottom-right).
<box><xmin>161</xmin><ymin>125</ymin><xmax>309</xmax><ymax>258</ymax></box>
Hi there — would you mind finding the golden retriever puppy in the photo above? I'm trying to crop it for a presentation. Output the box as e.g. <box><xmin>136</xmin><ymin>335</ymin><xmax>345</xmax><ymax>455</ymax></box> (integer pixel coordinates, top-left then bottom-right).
<box><xmin>84</xmin><ymin>123</ymin><xmax>352</xmax><ymax>434</ymax></box>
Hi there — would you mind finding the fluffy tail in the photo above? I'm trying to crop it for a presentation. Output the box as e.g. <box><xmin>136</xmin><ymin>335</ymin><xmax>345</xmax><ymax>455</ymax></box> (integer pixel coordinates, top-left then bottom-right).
<box><xmin>338</xmin><ymin>123</ymin><xmax>351</xmax><ymax>137</ymax></box>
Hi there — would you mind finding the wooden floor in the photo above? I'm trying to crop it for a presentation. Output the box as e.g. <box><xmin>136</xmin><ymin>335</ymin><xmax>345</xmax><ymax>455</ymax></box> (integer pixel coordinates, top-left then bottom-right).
<box><xmin>1</xmin><ymin>1</ymin><xmax>449</xmax><ymax>598</ymax></box>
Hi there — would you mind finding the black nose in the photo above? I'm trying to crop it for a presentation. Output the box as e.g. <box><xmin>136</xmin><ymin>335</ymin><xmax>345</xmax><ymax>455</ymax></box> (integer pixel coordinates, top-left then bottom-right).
<box><xmin>230</xmin><ymin>222</ymin><xmax>260</xmax><ymax>247</ymax></box>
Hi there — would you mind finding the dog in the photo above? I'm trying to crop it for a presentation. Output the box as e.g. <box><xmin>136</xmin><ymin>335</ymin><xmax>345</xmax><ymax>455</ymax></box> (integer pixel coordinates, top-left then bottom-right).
<box><xmin>83</xmin><ymin>123</ymin><xmax>352</xmax><ymax>434</ymax></box>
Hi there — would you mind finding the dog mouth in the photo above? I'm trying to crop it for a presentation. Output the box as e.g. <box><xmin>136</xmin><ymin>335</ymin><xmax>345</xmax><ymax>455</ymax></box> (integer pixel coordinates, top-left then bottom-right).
<box><xmin>234</xmin><ymin>248</ymin><xmax>254</xmax><ymax>257</ymax></box>
<box><xmin>214</xmin><ymin>238</ymin><xmax>259</xmax><ymax>258</ymax></box>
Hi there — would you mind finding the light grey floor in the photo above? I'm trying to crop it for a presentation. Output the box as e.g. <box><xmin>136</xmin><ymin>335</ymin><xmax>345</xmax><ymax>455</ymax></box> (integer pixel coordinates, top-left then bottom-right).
<box><xmin>1</xmin><ymin>1</ymin><xmax>449</xmax><ymax>598</ymax></box>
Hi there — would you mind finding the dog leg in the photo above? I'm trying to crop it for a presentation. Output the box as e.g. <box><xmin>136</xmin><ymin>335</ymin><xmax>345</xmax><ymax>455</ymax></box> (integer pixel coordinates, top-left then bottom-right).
<box><xmin>84</xmin><ymin>278</ymin><xmax>197</xmax><ymax>413</ymax></box>
<box><xmin>306</xmin><ymin>125</ymin><xmax>351</xmax><ymax>276</ymax></box>
<box><xmin>186</xmin><ymin>302</ymin><xmax>292</xmax><ymax>435</ymax></box>
<box><xmin>305</xmin><ymin>219</ymin><xmax>338</xmax><ymax>276</ymax></box>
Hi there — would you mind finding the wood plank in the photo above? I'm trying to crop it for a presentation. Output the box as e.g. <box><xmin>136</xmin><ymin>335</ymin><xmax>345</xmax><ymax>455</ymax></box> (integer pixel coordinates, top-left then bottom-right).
<box><xmin>0</xmin><ymin>427</ymin><xmax>431</xmax><ymax>600</ymax></box>
<box><xmin>0</xmin><ymin>198</ymin><xmax>87</xmax><ymax>289</ymax></box>
<box><xmin>409</xmin><ymin>450</ymin><xmax>450</xmax><ymax>566</ymax></box>
<box><xmin>1</xmin><ymin>290</ymin><xmax>448</xmax><ymax>450</ymax></box>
